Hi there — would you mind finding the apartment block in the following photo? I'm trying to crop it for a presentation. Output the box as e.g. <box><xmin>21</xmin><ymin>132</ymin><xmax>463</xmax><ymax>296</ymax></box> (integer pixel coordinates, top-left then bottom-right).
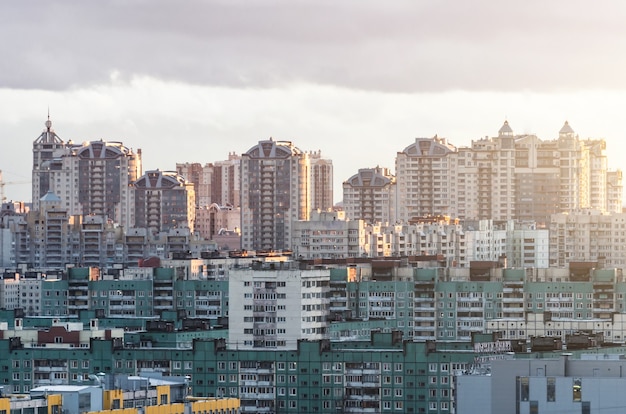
<box><xmin>240</xmin><ymin>139</ymin><xmax>311</xmax><ymax>251</ymax></box>
<box><xmin>392</xmin><ymin>121</ymin><xmax>623</xmax><ymax>224</ymax></box>
<box><xmin>228</xmin><ymin>266</ymin><xmax>330</xmax><ymax>350</ymax></box>
<box><xmin>395</xmin><ymin>136</ymin><xmax>458</xmax><ymax>222</ymax></box>
<box><xmin>133</xmin><ymin>169</ymin><xmax>196</xmax><ymax>233</ymax></box>
<box><xmin>32</xmin><ymin>116</ymin><xmax>66</xmax><ymax>211</ymax></box>
<box><xmin>342</xmin><ymin>166</ymin><xmax>396</xmax><ymax>224</ymax></box>
<box><xmin>309</xmin><ymin>150</ymin><xmax>334</xmax><ymax>212</ymax></box>
<box><xmin>44</xmin><ymin>140</ymin><xmax>142</xmax><ymax>229</ymax></box>
<box><xmin>292</xmin><ymin>210</ymin><xmax>367</xmax><ymax>259</ymax></box>
<box><xmin>177</xmin><ymin>154</ymin><xmax>241</xmax><ymax>208</ymax></box>
<box><xmin>549</xmin><ymin>210</ymin><xmax>626</xmax><ymax>268</ymax></box>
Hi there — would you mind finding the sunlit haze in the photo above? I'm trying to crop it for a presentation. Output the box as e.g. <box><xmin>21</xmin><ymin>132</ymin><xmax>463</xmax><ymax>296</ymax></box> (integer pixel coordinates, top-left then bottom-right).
<box><xmin>2</xmin><ymin>1</ymin><xmax>626</xmax><ymax>204</ymax></box>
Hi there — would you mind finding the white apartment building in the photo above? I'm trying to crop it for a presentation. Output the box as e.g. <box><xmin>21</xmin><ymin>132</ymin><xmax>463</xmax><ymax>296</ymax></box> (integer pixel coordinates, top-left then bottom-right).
<box><xmin>505</xmin><ymin>221</ymin><xmax>550</xmax><ymax>269</ymax></box>
<box><xmin>292</xmin><ymin>210</ymin><xmax>367</xmax><ymax>259</ymax></box>
<box><xmin>0</xmin><ymin>274</ymin><xmax>20</xmax><ymax>310</ymax></box>
<box><xmin>393</xmin><ymin>121</ymin><xmax>622</xmax><ymax>224</ymax></box>
<box><xmin>607</xmin><ymin>170</ymin><xmax>623</xmax><ymax>213</ymax></box>
<box><xmin>19</xmin><ymin>276</ymin><xmax>43</xmax><ymax>316</ymax></box>
<box><xmin>291</xmin><ymin>215</ymin><xmax>548</xmax><ymax>268</ymax></box>
<box><xmin>228</xmin><ymin>266</ymin><xmax>330</xmax><ymax>350</ymax></box>
<box><xmin>549</xmin><ymin>210</ymin><xmax>626</xmax><ymax>268</ymax></box>
<box><xmin>342</xmin><ymin>166</ymin><xmax>396</xmax><ymax>224</ymax></box>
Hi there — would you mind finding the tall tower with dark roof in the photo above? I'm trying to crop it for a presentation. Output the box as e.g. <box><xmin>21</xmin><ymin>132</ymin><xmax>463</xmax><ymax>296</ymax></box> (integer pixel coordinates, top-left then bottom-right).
<box><xmin>240</xmin><ymin>139</ymin><xmax>311</xmax><ymax>251</ymax></box>
<box><xmin>32</xmin><ymin>115</ymin><xmax>66</xmax><ymax>211</ymax></box>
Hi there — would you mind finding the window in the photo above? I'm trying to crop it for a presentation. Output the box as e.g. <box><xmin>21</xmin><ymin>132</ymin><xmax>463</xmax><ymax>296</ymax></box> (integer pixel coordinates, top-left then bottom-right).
<box><xmin>520</xmin><ymin>377</ymin><xmax>529</xmax><ymax>401</ymax></box>
<box><xmin>547</xmin><ymin>377</ymin><xmax>556</xmax><ymax>402</ymax></box>
<box><xmin>573</xmin><ymin>378</ymin><xmax>582</xmax><ymax>401</ymax></box>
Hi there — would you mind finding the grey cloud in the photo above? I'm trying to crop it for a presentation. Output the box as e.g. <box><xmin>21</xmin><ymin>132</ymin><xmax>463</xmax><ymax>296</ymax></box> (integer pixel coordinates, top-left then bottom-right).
<box><xmin>2</xmin><ymin>0</ymin><xmax>626</xmax><ymax>92</ymax></box>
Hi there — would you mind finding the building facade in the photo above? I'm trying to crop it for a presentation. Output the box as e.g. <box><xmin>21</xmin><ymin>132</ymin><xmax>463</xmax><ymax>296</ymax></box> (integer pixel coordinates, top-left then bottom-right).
<box><xmin>41</xmin><ymin>140</ymin><xmax>142</xmax><ymax>229</ymax></box>
<box><xmin>292</xmin><ymin>210</ymin><xmax>367</xmax><ymax>259</ymax></box>
<box><xmin>392</xmin><ymin>121</ymin><xmax>623</xmax><ymax>224</ymax></box>
<box><xmin>343</xmin><ymin>166</ymin><xmax>396</xmax><ymax>224</ymax></box>
<box><xmin>240</xmin><ymin>139</ymin><xmax>311</xmax><ymax>251</ymax></box>
<box><xmin>32</xmin><ymin>116</ymin><xmax>66</xmax><ymax>212</ymax></box>
<box><xmin>133</xmin><ymin>170</ymin><xmax>196</xmax><ymax>234</ymax></box>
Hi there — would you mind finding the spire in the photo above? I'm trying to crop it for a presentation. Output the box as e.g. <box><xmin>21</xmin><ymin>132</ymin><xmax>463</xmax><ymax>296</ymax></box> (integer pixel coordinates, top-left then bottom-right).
<box><xmin>45</xmin><ymin>108</ymin><xmax>52</xmax><ymax>132</ymax></box>
<box><xmin>498</xmin><ymin>120</ymin><xmax>513</xmax><ymax>137</ymax></box>
<box><xmin>559</xmin><ymin>120</ymin><xmax>575</xmax><ymax>136</ymax></box>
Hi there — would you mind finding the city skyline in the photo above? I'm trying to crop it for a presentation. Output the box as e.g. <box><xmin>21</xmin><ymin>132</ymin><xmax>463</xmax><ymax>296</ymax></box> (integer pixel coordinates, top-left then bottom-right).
<box><xmin>3</xmin><ymin>1</ymin><xmax>626</xmax><ymax>203</ymax></box>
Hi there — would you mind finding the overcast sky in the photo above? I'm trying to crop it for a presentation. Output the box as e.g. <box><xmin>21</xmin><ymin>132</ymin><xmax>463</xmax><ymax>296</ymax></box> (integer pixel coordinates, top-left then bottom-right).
<box><xmin>2</xmin><ymin>1</ymin><xmax>626</xmax><ymax>203</ymax></box>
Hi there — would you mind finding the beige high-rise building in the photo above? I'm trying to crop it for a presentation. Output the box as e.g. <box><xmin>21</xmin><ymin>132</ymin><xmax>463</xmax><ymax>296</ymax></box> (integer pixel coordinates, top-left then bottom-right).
<box><xmin>607</xmin><ymin>170</ymin><xmax>623</xmax><ymax>213</ymax></box>
<box><xmin>212</xmin><ymin>153</ymin><xmax>241</xmax><ymax>208</ymax></box>
<box><xmin>393</xmin><ymin>121</ymin><xmax>622</xmax><ymax>224</ymax></box>
<box><xmin>395</xmin><ymin>136</ymin><xmax>458</xmax><ymax>223</ymax></box>
<box><xmin>342</xmin><ymin>166</ymin><xmax>396</xmax><ymax>224</ymax></box>
<box><xmin>176</xmin><ymin>154</ymin><xmax>241</xmax><ymax>208</ymax></box>
<box><xmin>308</xmin><ymin>150</ymin><xmax>334</xmax><ymax>212</ymax></box>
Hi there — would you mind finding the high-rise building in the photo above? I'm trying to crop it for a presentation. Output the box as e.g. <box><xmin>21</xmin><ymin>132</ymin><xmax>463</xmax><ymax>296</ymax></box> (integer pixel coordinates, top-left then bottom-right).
<box><xmin>549</xmin><ymin>210</ymin><xmax>626</xmax><ymax>268</ymax></box>
<box><xmin>30</xmin><ymin>191</ymin><xmax>70</xmax><ymax>268</ymax></box>
<box><xmin>175</xmin><ymin>162</ymin><xmax>206</xmax><ymax>206</ymax></box>
<box><xmin>607</xmin><ymin>170</ymin><xmax>623</xmax><ymax>213</ymax></box>
<box><xmin>308</xmin><ymin>150</ymin><xmax>334</xmax><ymax>211</ymax></box>
<box><xmin>292</xmin><ymin>210</ymin><xmax>366</xmax><ymax>259</ymax></box>
<box><xmin>393</xmin><ymin>121</ymin><xmax>622</xmax><ymax>224</ymax></box>
<box><xmin>133</xmin><ymin>170</ymin><xmax>196</xmax><ymax>233</ymax></box>
<box><xmin>240</xmin><ymin>139</ymin><xmax>312</xmax><ymax>251</ymax></box>
<box><xmin>212</xmin><ymin>153</ymin><xmax>241</xmax><ymax>208</ymax></box>
<box><xmin>342</xmin><ymin>166</ymin><xmax>396</xmax><ymax>224</ymax></box>
<box><xmin>39</xmin><ymin>140</ymin><xmax>142</xmax><ymax>229</ymax></box>
<box><xmin>395</xmin><ymin>136</ymin><xmax>458</xmax><ymax>222</ymax></box>
<box><xmin>176</xmin><ymin>154</ymin><xmax>241</xmax><ymax>208</ymax></box>
<box><xmin>32</xmin><ymin>116</ymin><xmax>66</xmax><ymax>211</ymax></box>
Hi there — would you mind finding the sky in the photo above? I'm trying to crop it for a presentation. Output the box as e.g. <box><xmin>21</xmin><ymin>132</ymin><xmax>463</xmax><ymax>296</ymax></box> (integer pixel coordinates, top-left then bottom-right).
<box><xmin>2</xmin><ymin>1</ymin><xmax>626</xmax><ymax>204</ymax></box>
